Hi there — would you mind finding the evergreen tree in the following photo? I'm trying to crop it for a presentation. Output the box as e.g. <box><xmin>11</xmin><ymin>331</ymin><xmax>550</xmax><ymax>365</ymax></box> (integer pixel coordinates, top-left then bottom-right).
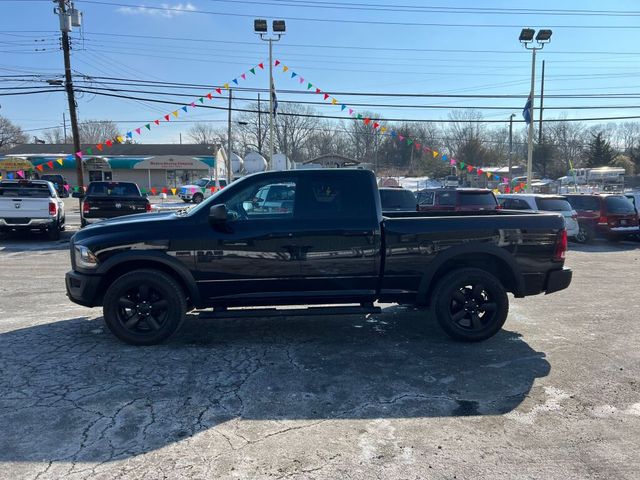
<box><xmin>585</xmin><ymin>132</ymin><xmax>615</xmax><ymax>168</ymax></box>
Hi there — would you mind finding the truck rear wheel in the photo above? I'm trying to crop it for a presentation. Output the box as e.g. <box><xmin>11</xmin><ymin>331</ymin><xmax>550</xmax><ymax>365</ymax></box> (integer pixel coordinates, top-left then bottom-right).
<box><xmin>103</xmin><ymin>269</ymin><xmax>187</xmax><ymax>346</ymax></box>
<box><xmin>430</xmin><ymin>268</ymin><xmax>508</xmax><ymax>342</ymax></box>
<box><xmin>192</xmin><ymin>193</ymin><xmax>203</xmax><ymax>204</ymax></box>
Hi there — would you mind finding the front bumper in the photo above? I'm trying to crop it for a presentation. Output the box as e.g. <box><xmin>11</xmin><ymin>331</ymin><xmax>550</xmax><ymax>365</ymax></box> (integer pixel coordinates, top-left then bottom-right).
<box><xmin>65</xmin><ymin>270</ymin><xmax>103</xmax><ymax>307</ymax></box>
<box><xmin>179</xmin><ymin>193</ymin><xmax>193</xmax><ymax>200</ymax></box>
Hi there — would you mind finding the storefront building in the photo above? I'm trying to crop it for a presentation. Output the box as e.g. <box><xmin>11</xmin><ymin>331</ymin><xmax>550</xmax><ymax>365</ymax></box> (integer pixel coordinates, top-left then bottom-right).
<box><xmin>0</xmin><ymin>144</ymin><xmax>220</xmax><ymax>189</ymax></box>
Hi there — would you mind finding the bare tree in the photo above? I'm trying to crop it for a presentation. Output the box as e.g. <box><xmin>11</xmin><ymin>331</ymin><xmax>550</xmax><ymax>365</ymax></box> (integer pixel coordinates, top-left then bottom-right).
<box><xmin>79</xmin><ymin>120</ymin><xmax>120</xmax><ymax>144</ymax></box>
<box><xmin>272</xmin><ymin>103</ymin><xmax>317</xmax><ymax>164</ymax></box>
<box><xmin>43</xmin><ymin>127</ymin><xmax>71</xmax><ymax>144</ymax></box>
<box><xmin>546</xmin><ymin>119</ymin><xmax>586</xmax><ymax>171</ymax></box>
<box><xmin>187</xmin><ymin>123</ymin><xmax>221</xmax><ymax>145</ymax></box>
<box><xmin>0</xmin><ymin>116</ymin><xmax>27</xmax><ymax>151</ymax></box>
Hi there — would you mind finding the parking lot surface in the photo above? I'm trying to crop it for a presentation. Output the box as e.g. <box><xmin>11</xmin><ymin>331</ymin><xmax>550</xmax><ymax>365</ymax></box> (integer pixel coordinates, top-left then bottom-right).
<box><xmin>0</xmin><ymin>237</ymin><xmax>639</xmax><ymax>479</ymax></box>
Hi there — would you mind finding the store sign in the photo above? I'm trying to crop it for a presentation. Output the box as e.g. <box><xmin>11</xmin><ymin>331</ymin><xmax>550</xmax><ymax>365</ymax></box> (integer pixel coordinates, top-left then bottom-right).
<box><xmin>133</xmin><ymin>156</ymin><xmax>211</xmax><ymax>170</ymax></box>
<box><xmin>0</xmin><ymin>158</ymin><xmax>34</xmax><ymax>170</ymax></box>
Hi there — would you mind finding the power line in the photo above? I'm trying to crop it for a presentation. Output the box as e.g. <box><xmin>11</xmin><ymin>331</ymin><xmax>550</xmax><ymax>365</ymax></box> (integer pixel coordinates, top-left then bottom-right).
<box><xmin>78</xmin><ymin>1</ymin><xmax>640</xmax><ymax>29</ymax></box>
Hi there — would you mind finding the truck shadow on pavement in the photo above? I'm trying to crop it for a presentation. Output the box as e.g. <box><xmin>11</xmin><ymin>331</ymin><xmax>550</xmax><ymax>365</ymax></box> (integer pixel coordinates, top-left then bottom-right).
<box><xmin>0</xmin><ymin>230</ymin><xmax>73</xmax><ymax>252</ymax></box>
<box><xmin>0</xmin><ymin>308</ymin><xmax>549</xmax><ymax>464</ymax></box>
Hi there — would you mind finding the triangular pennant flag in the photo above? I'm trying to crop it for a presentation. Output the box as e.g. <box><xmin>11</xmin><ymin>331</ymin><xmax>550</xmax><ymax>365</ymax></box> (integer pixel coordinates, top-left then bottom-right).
<box><xmin>164</xmin><ymin>114</ymin><xmax>170</xmax><ymax>121</ymax></box>
<box><xmin>467</xmin><ymin>165</ymin><xmax>474</xmax><ymax>172</ymax></box>
<box><xmin>162</xmin><ymin>187</ymin><xmax>168</xmax><ymax>194</ymax></box>
<box><xmin>36</xmin><ymin>164</ymin><xmax>43</xmax><ymax>171</ymax></box>
<box><xmin>249</xmin><ymin>68</ymin><xmax>256</xmax><ymax>75</ymax></box>
<box><xmin>117</xmin><ymin>136</ymin><xmax>124</xmax><ymax>143</ymax></box>
<box><xmin>105</xmin><ymin>139</ymin><xmax>113</xmax><ymax>147</ymax></box>
<box><xmin>357</xmin><ymin>114</ymin><xmax>363</xmax><ymax>119</ymax></box>
<box><xmin>315</xmin><ymin>88</ymin><xmax>321</xmax><ymax>94</ymax></box>
<box><xmin>16</xmin><ymin>170</ymin><xmax>24</xmax><ymax>178</ymax></box>
<box><xmin>442</xmin><ymin>155</ymin><xmax>448</xmax><ymax>161</ymax></box>
<box><xmin>190</xmin><ymin>102</ymin><xmax>196</xmax><ymax>108</ymax></box>
<box><xmin>380</xmin><ymin>127</ymin><xmax>387</xmax><ymax>133</ymax></box>
<box><xmin>450</xmin><ymin>159</ymin><xmax>456</xmax><ymax>166</ymax></box>
<box><xmin>232</xmin><ymin>79</ymin><xmax>239</xmax><ymax>85</ymax></box>
<box><xmin>415</xmin><ymin>143</ymin><xmax>421</xmax><ymax>149</ymax></box>
<box><xmin>215</xmin><ymin>88</ymin><xmax>221</xmax><ymax>95</ymax></box>
<box><xmin>274</xmin><ymin>60</ymin><xmax>281</xmax><ymax>66</ymax></box>
<box><xmin>241</xmin><ymin>73</ymin><xmax>246</xmax><ymax>80</ymax></box>
<box><xmin>324</xmin><ymin>93</ymin><xmax>330</xmax><ymax>100</ymax></box>
<box><xmin>199</xmin><ymin>97</ymin><xmax>204</xmax><ymax>103</ymax></box>
<box><xmin>495</xmin><ymin>175</ymin><xmax>500</xmax><ymax>181</ymax></box>
<box><xmin>87</xmin><ymin>148</ymin><xmax>93</xmax><ymax>155</ymax></box>
<box><xmin>331</xmin><ymin>98</ymin><xmax>337</xmax><ymax>105</ymax></box>
<box><xmin>390</xmin><ymin>131</ymin><xmax>397</xmax><ymax>137</ymax></box>
<box><xmin>291</xmin><ymin>72</ymin><xmax>297</xmax><ymax>78</ymax></box>
<box><xmin>398</xmin><ymin>134</ymin><xmax>404</xmax><ymax>141</ymax></box>
<box><xmin>126</xmin><ymin>131</ymin><xmax>132</xmax><ymax>138</ymax></box>
<box><xmin>210</xmin><ymin>186</ymin><xmax>216</xmax><ymax>193</ymax></box>
<box><xmin>460</xmin><ymin>162</ymin><xmax>465</xmax><ymax>169</ymax></box>
<box><xmin>47</xmin><ymin>161</ymin><xmax>54</xmax><ymax>169</ymax></box>
<box><xmin>145</xmin><ymin>124</ymin><xmax>151</xmax><ymax>130</ymax></box>
<box><xmin>307</xmin><ymin>83</ymin><xmax>313</xmax><ymax>90</ymax></box>
<box><xmin>406</xmin><ymin>139</ymin><xmax>413</xmax><ymax>145</ymax></box>
<box><xmin>56</xmin><ymin>158</ymin><xmax>63</xmax><ymax>166</ymax></box>
<box><xmin>299</xmin><ymin>77</ymin><xmax>304</xmax><ymax>84</ymax></box>
<box><xmin>486</xmin><ymin>171</ymin><xmax>492</xmax><ymax>178</ymax></box>
<box><xmin>172</xmin><ymin>110</ymin><xmax>179</xmax><ymax>118</ymax></box>
<box><xmin>154</xmin><ymin>119</ymin><xmax>160</xmax><ymax>125</ymax></box>
<box><xmin>283</xmin><ymin>66</ymin><xmax>289</xmax><ymax>72</ymax></box>
<box><xmin>66</xmin><ymin>154</ymin><xmax>74</xmax><ymax>161</ymax></box>
<box><xmin>373</xmin><ymin>122</ymin><xmax>380</xmax><ymax>129</ymax></box>
<box><xmin>201</xmin><ymin>187</ymin><xmax>206</xmax><ymax>194</ymax></box>
<box><xmin>64</xmin><ymin>184</ymin><xmax>70</xmax><ymax>192</ymax></box>
<box><xmin>477</xmin><ymin>169</ymin><xmax>484</xmax><ymax>175</ymax></box>
<box><xmin>223</xmin><ymin>83</ymin><xmax>229</xmax><ymax>89</ymax></box>
<box><xmin>96</xmin><ymin>143</ymin><xmax>103</xmax><ymax>151</ymax></box>
<box><xmin>258</xmin><ymin>63</ymin><xmax>264</xmax><ymax>69</ymax></box>
<box><xmin>341</xmin><ymin>104</ymin><xmax>347</xmax><ymax>111</ymax></box>
<box><xmin>348</xmin><ymin>109</ymin><xmax>354</xmax><ymax>115</ymax></box>
<box><xmin>182</xmin><ymin>106</ymin><xmax>188</xmax><ymax>112</ymax></box>
<box><xmin>432</xmin><ymin>150</ymin><xmax>438</xmax><ymax>158</ymax></box>
<box><xmin>150</xmin><ymin>187</ymin><xmax>157</xmax><ymax>195</ymax></box>
<box><xmin>363</xmin><ymin>118</ymin><xmax>371</xmax><ymax>125</ymax></box>
<box><xmin>171</xmin><ymin>188</ymin><xmax>177</xmax><ymax>195</ymax></box>
<box><xmin>207</xmin><ymin>92</ymin><xmax>214</xmax><ymax>99</ymax></box>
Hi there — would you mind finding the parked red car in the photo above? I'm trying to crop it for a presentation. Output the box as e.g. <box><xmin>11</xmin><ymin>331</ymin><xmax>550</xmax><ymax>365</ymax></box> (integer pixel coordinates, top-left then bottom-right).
<box><xmin>416</xmin><ymin>188</ymin><xmax>499</xmax><ymax>212</ymax></box>
<box><xmin>564</xmin><ymin>193</ymin><xmax>639</xmax><ymax>243</ymax></box>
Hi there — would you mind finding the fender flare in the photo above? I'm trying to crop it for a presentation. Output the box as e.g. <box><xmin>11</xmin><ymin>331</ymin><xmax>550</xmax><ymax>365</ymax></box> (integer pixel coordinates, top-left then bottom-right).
<box><xmin>416</xmin><ymin>243</ymin><xmax>525</xmax><ymax>303</ymax></box>
<box><xmin>96</xmin><ymin>250</ymin><xmax>201</xmax><ymax>305</ymax></box>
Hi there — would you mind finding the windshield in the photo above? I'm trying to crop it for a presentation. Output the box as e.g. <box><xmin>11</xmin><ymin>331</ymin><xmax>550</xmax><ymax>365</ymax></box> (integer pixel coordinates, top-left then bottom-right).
<box><xmin>604</xmin><ymin>196</ymin><xmax>636</xmax><ymax>214</ymax></box>
<box><xmin>87</xmin><ymin>182</ymin><xmax>141</xmax><ymax>196</ymax></box>
<box><xmin>192</xmin><ymin>179</ymin><xmax>209</xmax><ymax>187</ymax></box>
<box><xmin>380</xmin><ymin>189</ymin><xmax>417</xmax><ymax>210</ymax></box>
<box><xmin>535</xmin><ymin>197</ymin><xmax>572</xmax><ymax>212</ymax></box>
<box><xmin>458</xmin><ymin>192</ymin><xmax>497</xmax><ymax>206</ymax></box>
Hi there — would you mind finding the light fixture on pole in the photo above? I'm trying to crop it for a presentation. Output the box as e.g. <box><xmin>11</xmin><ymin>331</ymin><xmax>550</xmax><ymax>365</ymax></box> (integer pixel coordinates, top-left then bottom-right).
<box><xmin>520</xmin><ymin>27</ymin><xmax>552</xmax><ymax>191</ymax></box>
<box><xmin>254</xmin><ymin>19</ymin><xmax>285</xmax><ymax>170</ymax></box>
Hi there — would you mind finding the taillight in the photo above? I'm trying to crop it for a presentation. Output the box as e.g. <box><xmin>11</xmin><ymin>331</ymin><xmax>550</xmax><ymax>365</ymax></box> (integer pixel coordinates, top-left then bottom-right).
<box><xmin>145</xmin><ymin>202</ymin><xmax>152</xmax><ymax>212</ymax></box>
<box><xmin>48</xmin><ymin>202</ymin><xmax>57</xmax><ymax>216</ymax></box>
<box><xmin>82</xmin><ymin>201</ymin><xmax>90</xmax><ymax>215</ymax></box>
<box><xmin>553</xmin><ymin>229</ymin><xmax>568</xmax><ymax>262</ymax></box>
<box><xmin>598</xmin><ymin>215</ymin><xmax>609</xmax><ymax>225</ymax></box>
<box><xmin>495</xmin><ymin>204</ymin><xmax>503</xmax><ymax>210</ymax></box>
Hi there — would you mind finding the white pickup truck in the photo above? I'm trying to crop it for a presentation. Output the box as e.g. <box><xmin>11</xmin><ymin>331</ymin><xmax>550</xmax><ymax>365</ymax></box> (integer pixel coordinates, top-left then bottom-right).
<box><xmin>0</xmin><ymin>179</ymin><xmax>66</xmax><ymax>240</ymax></box>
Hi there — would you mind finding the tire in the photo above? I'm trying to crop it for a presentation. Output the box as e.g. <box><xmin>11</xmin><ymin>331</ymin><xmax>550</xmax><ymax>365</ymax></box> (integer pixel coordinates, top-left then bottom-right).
<box><xmin>103</xmin><ymin>269</ymin><xmax>187</xmax><ymax>346</ymax></box>
<box><xmin>192</xmin><ymin>193</ymin><xmax>204</xmax><ymax>204</ymax></box>
<box><xmin>182</xmin><ymin>199</ymin><xmax>191</xmax><ymax>203</ymax></box>
<box><xmin>574</xmin><ymin>224</ymin><xmax>592</xmax><ymax>244</ymax></box>
<box><xmin>46</xmin><ymin>221</ymin><xmax>60</xmax><ymax>241</ymax></box>
<box><xmin>430</xmin><ymin>268</ymin><xmax>509</xmax><ymax>342</ymax></box>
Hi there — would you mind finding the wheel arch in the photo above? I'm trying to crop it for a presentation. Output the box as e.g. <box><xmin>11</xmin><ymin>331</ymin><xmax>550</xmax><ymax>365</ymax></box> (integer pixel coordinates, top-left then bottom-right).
<box><xmin>416</xmin><ymin>244</ymin><xmax>524</xmax><ymax>305</ymax></box>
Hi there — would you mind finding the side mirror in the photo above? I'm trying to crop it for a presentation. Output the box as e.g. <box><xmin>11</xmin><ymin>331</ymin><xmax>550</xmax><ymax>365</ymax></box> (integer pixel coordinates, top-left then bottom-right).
<box><xmin>72</xmin><ymin>191</ymin><xmax>84</xmax><ymax>199</ymax></box>
<box><xmin>242</xmin><ymin>201</ymin><xmax>254</xmax><ymax>212</ymax></box>
<box><xmin>209</xmin><ymin>204</ymin><xmax>227</xmax><ymax>222</ymax></box>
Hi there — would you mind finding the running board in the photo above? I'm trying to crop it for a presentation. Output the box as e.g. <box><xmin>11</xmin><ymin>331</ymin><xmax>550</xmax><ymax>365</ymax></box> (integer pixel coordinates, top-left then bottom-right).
<box><xmin>197</xmin><ymin>305</ymin><xmax>381</xmax><ymax>319</ymax></box>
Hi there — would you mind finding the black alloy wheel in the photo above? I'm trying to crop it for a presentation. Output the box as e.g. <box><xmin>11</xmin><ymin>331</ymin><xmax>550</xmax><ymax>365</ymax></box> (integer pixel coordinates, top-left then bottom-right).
<box><xmin>430</xmin><ymin>268</ymin><xmax>509</xmax><ymax>342</ymax></box>
<box><xmin>192</xmin><ymin>193</ymin><xmax>204</xmax><ymax>204</ymax></box>
<box><xmin>574</xmin><ymin>224</ymin><xmax>591</xmax><ymax>244</ymax></box>
<box><xmin>103</xmin><ymin>269</ymin><xmax>187</xmax><ymax>345</ymax></box>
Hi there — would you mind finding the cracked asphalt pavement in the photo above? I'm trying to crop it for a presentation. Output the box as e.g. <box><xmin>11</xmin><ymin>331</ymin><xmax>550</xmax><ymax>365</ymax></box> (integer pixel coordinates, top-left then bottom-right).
<box><xmin>1</xmin><ymin>234</ymin><xmax>639</xmax><ymax>479</ymax></box>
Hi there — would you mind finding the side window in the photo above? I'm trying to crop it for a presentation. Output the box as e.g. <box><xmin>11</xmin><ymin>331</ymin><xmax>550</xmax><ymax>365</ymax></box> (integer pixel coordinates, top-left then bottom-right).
<box><xmin>503</xmin><ymin>198</ymin><xmax>530</xmax><ymax>210</ymax></box>
<box><xmin>437</xmin><ymin>191</ymin><xmax>456</xmax><ymax>206</ymax></box>
<box><xmin>225</xmin><ymin>179</ymin><xmax>296</xmax><ymax>221</ymax></box>
<box><xmin>417</xmin><ymin>191</ymin><xmax>434</xmax><ymax>206</ymax></box>
<box><xmin>297</xmin><ymin>175</ymin><xmax>374</xmax><ymax>219</ymax></box>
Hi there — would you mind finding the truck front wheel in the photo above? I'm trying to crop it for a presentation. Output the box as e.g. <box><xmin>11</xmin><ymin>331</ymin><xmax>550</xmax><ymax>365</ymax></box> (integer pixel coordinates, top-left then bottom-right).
<box><xmin>430</xmin><ymin>268</ymin><xmax>508</xmax><ymax>342</ymax></box>
<box><xmin>103</xmin><ymin>269</ymin><xmax>187</xmax><ymax>346</ymax></box>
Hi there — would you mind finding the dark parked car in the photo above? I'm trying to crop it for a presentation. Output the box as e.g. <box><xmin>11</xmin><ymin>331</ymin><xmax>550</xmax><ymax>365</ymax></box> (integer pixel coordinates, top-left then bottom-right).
<box><xmin>417</xmin><ymin>188</ymin><xmax>499</xmax><ymax>212</ymax></box>
<box><xmin>40</xmin><ymin>174</ymin><xmax>69</xmax><ymax>197</ymax></box>
<box><xmin>379</xmin><ymin>187</ymin><xmax>417</xmax><ymax>212</ymax></box>
<box><xmin>565</xmin><ymin>193</ymin><xmax>639</xmax><ymax>243</ymax></box>
<box><xmin>74</xmin><ymin>181</ymin><xmax>151</xmax><ymax>227</ymax></box>
<box><xmin>66</xmin><ymin>169</ymin><xmax>571</xmax><ymax>346</ymax></box>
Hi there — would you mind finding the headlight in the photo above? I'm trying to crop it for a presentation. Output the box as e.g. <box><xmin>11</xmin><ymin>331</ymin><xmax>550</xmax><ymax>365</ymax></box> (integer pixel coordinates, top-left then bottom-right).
<box><xmin>75</xmin><ymin>245</ymin><xmax>98</xmax><ymax>269</ymax></box>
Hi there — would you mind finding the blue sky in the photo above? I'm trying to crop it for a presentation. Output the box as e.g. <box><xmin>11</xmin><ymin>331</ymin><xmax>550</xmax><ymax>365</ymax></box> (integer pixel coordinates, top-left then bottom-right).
<box><xmin>1</xmin><ymin>0</ymin><xmax>640</xmax><ymax>144</ymax></box>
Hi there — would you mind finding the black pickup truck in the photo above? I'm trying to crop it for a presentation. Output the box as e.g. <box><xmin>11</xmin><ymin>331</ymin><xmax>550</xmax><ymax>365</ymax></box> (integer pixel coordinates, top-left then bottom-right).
<box><xmin>66</xmin><ymin>169</ymin><xmax>571</xmax><ymax>346</ymax></box>
<box><xmin>74</xmin><ymin>181</ymin><xmax>151</xmax><ymax>227</ymax></box>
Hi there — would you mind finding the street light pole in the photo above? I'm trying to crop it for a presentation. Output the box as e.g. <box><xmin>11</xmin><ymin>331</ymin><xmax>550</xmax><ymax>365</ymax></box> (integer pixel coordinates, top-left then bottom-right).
<box><xmin>526</xmin><ymin>47</ymin><xmax>536</xmax><ymax>192</ymax></box>
<box><xmin>519</xmin><ymin>28</ymin><xmax>552</xmax><ymax>192</ymax></box>
<box><xmin>255</xmin><ymin>19</ymin><xmax>285</xmax><ymax>170</ymax></box>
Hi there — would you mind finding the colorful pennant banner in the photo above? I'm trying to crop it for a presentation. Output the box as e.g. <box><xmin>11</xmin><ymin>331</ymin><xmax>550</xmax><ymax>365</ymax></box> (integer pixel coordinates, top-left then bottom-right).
<box><xmin>273</xmin><ymin>59</ymin><xmax>527</xmax><ymax>190</ymax></box>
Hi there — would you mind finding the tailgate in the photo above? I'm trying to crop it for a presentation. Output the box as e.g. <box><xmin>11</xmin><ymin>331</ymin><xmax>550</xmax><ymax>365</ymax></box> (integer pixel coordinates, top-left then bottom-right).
<box><xmin>84</xmin><ymin>196</ymin><xmax>148</xmax><ymax>218</ymax></box>
<box><xmin>0</xmin><ymin>198</ymin><xmax>50</xmax><ymax>219</ymax></box>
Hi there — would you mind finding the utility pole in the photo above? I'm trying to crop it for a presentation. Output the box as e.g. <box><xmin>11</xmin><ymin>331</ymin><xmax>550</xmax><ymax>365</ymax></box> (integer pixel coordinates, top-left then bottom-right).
<box><xmin>62</xmin><ymin>111</ymin><xmax>67</xmax><ymax>142</ymax></box>
<box><xmin>227</xmin><ymin>88</ymin><xmax>232</xmax><ymax>183</ymax></box>
<box><xmin>257</xmin><ymin>93</ymin><xmax>262</xmax><ymax>154</ymax></box>
<box><xmin>538</xmin><ymin>60</ymin><xmax>546</xmax><ymax>177</ymax></box>
<box><xmin>55</xmin><ymin>0</ymin><xmax>83</xmax><ymax>191</ymax></box>
<box><xmin>508</xmin><ymin>113</ymin><xmax>515</xmax><ymax>186</ymax></box>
